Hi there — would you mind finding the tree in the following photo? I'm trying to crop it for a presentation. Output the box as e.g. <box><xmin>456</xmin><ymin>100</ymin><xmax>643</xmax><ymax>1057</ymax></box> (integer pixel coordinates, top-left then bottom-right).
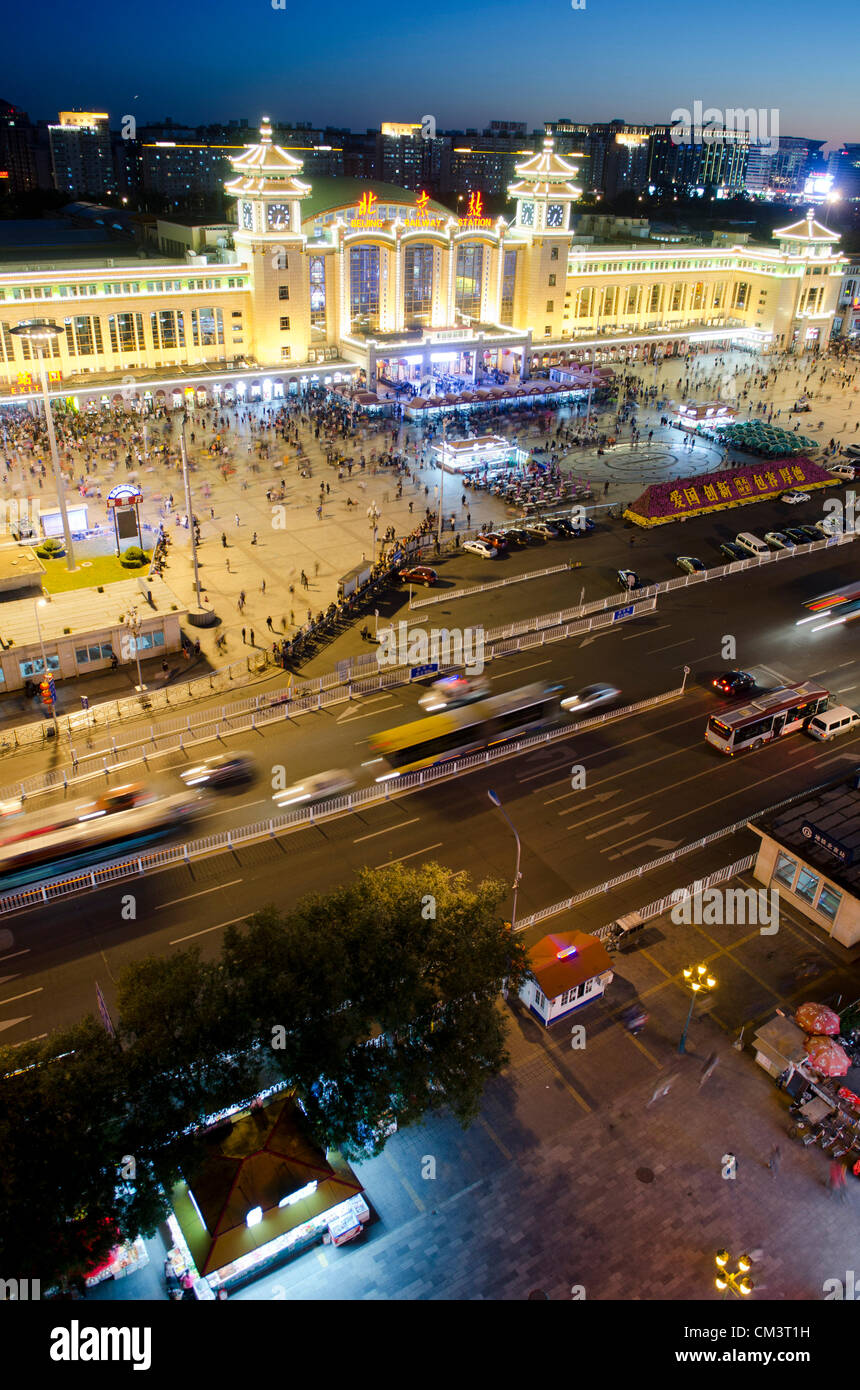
<box><xmin>221</xmin><ymin>862</ymin><xmax>527</xmax><ymax>1156</ymax></box>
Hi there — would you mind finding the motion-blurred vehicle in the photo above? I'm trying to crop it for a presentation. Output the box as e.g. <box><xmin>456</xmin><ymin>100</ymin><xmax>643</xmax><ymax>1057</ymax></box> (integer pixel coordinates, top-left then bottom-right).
<box><xmin>398</xmin><ymin>566</ymin><xmax>437</xmax><ymax>586</ymax></box>
<box><xmin>419</xmin><ymin>674</ymin><xmax>492</xmax><ymax>712</ymax></box>
<box><xmin>561</xmin><ymin>683</ymin><xmax>621</xmax><ymax>714</ymax></box>
<box><xmin>712</xmin><ymin>670</ymin><xmax>755</xmax><ymax>696</ymax></box>
<box><xmin>463</xmin><ymin>539</ymin><xmax>497</xmax><ymax>558</ymax></box>
<box><xmin>764</xmin><ymin>531</ymin><xmax>795</xmax><ymax>551</ymax></box>
<box><xmin>616</xmin><ymin>568</ymin><xmax>643</xmax><ymax>590</ymax></box>
<box><xmin>791</xmin><ymin>400</ymin><xmax>812</xmax><ymax>413</ymax></box>
<box><xmin>675</xmin><ymin>555</ymin><xmax>706</xmax><ymax>574</ymax></box>
<box><xmin>568</xmin><ymin>516</ymin><xmax>596</xmax><ymax>536</ymax></box>
<box><xmin>781</xmin><ymin>490</ymin><xmax>810</xmax><ymax>505</ymax></box>
<box><xmin>273</xmin><ymin>769</ymin><xmax>355</xmax><ymax>809</ymax></box>
<box><xmin>718</xmin><ymin>541</ymin><xmax>746</xmax><ymax>562</ymax></box>
<box><xmin>843</xmin><ymin>444</ymin><xmax>860</xmax><ymax>461</ymax></box>
<box><xmin>181</xmin><ymin>753</ymin><xmax>256</xmax><ymax>788</ymax></box>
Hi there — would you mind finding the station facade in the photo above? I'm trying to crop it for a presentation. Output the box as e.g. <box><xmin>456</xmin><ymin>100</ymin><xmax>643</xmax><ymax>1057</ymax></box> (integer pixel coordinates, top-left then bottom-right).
<box><xmin>0</xmin><ymin>118</ymin><xmax>848</xmax><ymax>410</ymax></box>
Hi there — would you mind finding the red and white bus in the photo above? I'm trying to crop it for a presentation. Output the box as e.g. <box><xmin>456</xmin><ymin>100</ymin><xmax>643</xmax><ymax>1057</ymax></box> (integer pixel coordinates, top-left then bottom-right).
<box><xmin>705</xmin><ymin>683</ymin><xmax>829</xmax><ymax>755</ymax></box>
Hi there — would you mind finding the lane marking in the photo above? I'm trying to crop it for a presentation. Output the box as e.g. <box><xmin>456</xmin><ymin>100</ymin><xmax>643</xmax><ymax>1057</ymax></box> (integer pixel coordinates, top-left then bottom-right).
<box><xmin>622</xmin><ymin>623</ymin><xmax>671</xmax><ymax>640</ymax></box>
<box><xmin>0</xmin><ymin>986</ymin><xmax>43</xmax><ymax>1008</ymax></box>
<box><xmin>157</xmin><ymin>879</ymin><xmax>243</xmax><ymax>910</ymax></box>
<box><xmin>0</xmin><ymin>1015</ymin><xmax>30</xmax><ymax>1033</ymax></box>
<box><xmin>647</xmin><ymin>637</ymin><xmax>696</xmax><ymax>655</ymax></box>
<box><xmin>523</xmin><ymin>704</ymin><xmax>710</xmax><ymax>791</ymax></box>
<box><xmin>336</xmin><ymin>700</ymin><xmax>403</xmax><ymax>725</ymax></box>
<box><xmin>354</xmin><ymin>817</ymin><xmax>419</xmax><ymax>843</ymax></box>
<box><xmin>0</xmin><ymin>949</ymin><xmax>30</xmax><ymax>964</ymax></box>
<box><xmin>196</xmin><ymin>800</ymin><xmax>266</xmax><ymax>824</ymax></box>
<box><xmin>9</xmin><ymin>1031</ymin><xmax>47</xmax><ymax>1046</ymax></box>
<box><xmin>374</xmin><ymin>841</ymin><xmax>443</xmax><ymax>868</ymax></box>
<box><xmin>489</xmin><ymin>659</ymin><xmax>552</xmax><ymax>680</ymax></box>
<box><xmin>170</xmin><ymin>916</ymin><xmax>248</xmax><ymax>945</ymax></box>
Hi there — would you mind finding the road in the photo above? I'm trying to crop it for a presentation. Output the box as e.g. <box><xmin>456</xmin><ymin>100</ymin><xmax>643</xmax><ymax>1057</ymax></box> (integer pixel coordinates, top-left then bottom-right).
<box><xmin>5</xmin><ymin>522</ymin><xmax>860</xmax><ymax>1042</ymax></box>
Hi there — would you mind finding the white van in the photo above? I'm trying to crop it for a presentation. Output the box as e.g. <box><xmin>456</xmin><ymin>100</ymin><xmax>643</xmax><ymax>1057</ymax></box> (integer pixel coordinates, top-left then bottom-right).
<box><xmin>830</xmin><ymin>462</ymin><xmax>855</xmax><ymax>480</ymax></box>
<box><xmin>735</xmin><ymin>531</ymin><xmax>770</xmax><ymax>557</ymax></box>
<box><xmin>807</xmin><ymin>705</ymin><xmax>860</xmax><ymax>741</ymax></box>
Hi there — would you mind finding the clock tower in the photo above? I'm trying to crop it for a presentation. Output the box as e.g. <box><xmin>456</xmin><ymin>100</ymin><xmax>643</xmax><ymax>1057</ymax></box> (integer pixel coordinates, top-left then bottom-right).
<box><xmin>225</xmin><ymin>117</ymin><xmax>312</xmax><ymax>368</ymax></box>
<box><xmin>508</xmin><ymin>137</ymin><xmax>582</xmax><ymax>344</ymax></box>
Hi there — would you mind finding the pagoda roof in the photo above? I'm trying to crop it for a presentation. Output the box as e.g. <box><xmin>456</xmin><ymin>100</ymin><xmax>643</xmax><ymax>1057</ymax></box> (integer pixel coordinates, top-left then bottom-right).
<box><xmin>773</xmin><ymin>210</ymin><xmax>840</xmax><ymax>242</ymax></box>
<box><xmin>512</xmin><ymin>137</ymin><xmax>581</xmax><ymax>182</ymax></box>
<box><xmin>225</xmin><ymin>116</ymin><xmax>312</xmax><ymax>197</ymax></box>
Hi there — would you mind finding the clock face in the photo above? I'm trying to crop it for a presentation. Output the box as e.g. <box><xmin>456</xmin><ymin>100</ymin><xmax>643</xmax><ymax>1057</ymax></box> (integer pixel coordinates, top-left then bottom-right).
<box><xmin>547</xmin><ymin>203</ymin><xmax>564</xmax><ymax>228</ymax></box>
<box><xmin>520</xmin><ymin>202</ymin><xmax>534</xmax><ymax>227</ymax></box>
<box><xmin>241</xmin><ymin>201</ymin><xmax>253</xmax><ymax>230</ymax></box>
<box><xmin>267</xmin><ymin>202</ymin><xmax>291</xmax><ymax>230</ymax></box>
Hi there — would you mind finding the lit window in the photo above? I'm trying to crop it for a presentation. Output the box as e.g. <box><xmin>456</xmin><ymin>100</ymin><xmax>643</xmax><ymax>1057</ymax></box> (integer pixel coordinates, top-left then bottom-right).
<box><xmin>773</xmin><ymin>853</ymin><xmax>797</xmax><ymax>888</ymax></box>
<box><xmin>794</xmin><ymin>867</ymin><xmax>820</xmax><ymax>905</ymax></box>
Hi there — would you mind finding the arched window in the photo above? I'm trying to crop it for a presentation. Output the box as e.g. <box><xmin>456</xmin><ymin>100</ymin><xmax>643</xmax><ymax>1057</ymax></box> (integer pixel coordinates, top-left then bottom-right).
<box><xmin>403</xmin><ymin>244</ymin><xmax>434</xmax><ymax>324</ymax></box>
<box><xmin>349</xmin><ymin>246</ymin><xmax>380</xmax><ymax>332</ymax></box>
<box><xmin>455</xmin><ymin>243</ymin><xmax>484</xmax><ymax>318</ymax></box>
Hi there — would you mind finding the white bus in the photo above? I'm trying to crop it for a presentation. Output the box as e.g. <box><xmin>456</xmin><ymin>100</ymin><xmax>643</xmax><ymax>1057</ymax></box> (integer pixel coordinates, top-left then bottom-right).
<box><xmin>705</xmin><ymin>683</ymin><xmax>829</xmax><ymax>755</ymax></box>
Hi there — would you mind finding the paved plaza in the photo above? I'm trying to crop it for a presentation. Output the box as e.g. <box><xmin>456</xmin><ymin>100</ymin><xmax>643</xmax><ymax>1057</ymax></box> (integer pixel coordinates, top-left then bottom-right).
<box><xmin>7</xmin><ymin>345</ymin><xmax>857</xmax><ymax>697</ymax></box>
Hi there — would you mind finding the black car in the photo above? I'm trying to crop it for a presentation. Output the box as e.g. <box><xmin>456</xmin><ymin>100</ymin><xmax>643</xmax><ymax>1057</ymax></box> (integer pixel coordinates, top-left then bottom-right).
<box><xmin>719</xmin><ymin>541</ymin><xmax>746</xmax><ymax>562</ymax></box>
<box><xmin>569</xmin><ymin>517</ymin><xmax>596</xmax><ymax>536</ymax></box>
<box><xmin>548</xmin><ymin>517</ymin><xmax>575</xmax><ymax>536</ymax></box>
<box><xmin>798</xmin><ymin>525</ymin><xmax>820</xmax><ymax>542</ymax></box>
<box><xmin>499</xmin><ymin>528</ymin><xmax>526</xmax><ymax>547</ymax></box>
<box><xmin>712</xmin><ymin>670</ymin><xmax>755</xmax><ymax>696</ymax></box>
<box><xmin>784</xmin><ymin>527</ymin><xmax>809</xmax><ymax>546</ymax></box>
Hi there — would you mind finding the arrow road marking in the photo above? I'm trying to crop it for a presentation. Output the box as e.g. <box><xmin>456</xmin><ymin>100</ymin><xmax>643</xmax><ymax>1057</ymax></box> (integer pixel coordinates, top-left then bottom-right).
<box><xmin>0</xmin><ymin>1016</ymin><xmax>31</xmax><ymax>1033</ymax></box>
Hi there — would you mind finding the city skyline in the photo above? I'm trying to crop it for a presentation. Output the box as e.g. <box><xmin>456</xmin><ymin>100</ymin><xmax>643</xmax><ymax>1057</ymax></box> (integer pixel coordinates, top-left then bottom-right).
<box><xmin>9</xmin><ymin>0</ymin><xmax>858</xmax><ymax>147</ymax></box>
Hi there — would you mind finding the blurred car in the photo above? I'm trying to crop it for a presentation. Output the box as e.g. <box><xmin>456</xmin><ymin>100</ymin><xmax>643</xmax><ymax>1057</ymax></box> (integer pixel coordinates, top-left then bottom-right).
<box><xmin>419</xmin><ymin>674</ymin><xmax>492</xmax><ymax>712</ymax></box>
<box><xmin>569</xmin><ymin>516</ymin><xmax>596</xmax><ymax>536</ymax></box>
<box><xmin>764</xmin><ymin>530</ymin><xmax>795</xmax><ymax>551</ymax></box>
<box><xmin>464</xmin><ymin>539</ymin><xmax>497</xmax><ymax>558</ymax></box>
<box><xmin>781</xmin><ymin>490</ymin><xmax>810</xmax><ymax>505</ymax></box>
<box><xmin>676</xmin><ymin>555</ymin><xmax>706</xmax><ymax>574</ymax></box>
<box><xmin>844</xmin><ymin>444</ymin><xmax>860</xmax><ymax>460</ymax></box>
<box><xmin>712</xmin><ymin>670</ymin><xmax>755</xmax><ymax>696</ymax></box>
<box><xmin>477</xmin><ymin>531</ymin><xmax>508</xmax><ymax>551</ymax></box>
<box><xmin>719</xmin><ymin>541</ymin><xmax>747</xmax><ymax>562</ymax></box>
<box><xmin>798</xmin><ymin>524</ymin><xmax>822</xmax><ymax>542</ymax></box>
<box><xmin>273</xmin><ymin>769</ymin><xmax>355</xmax><ymax>808</ymax></box>
<box><xmin>561</xmin><ymin>683</ymin><xmax>621</xmax><ymax>714</ymax></box>
<box><xmin>616</xmin><ymin>568</ymin><xmax>643</xmax><ymax>590</ymax></box>
<box><xmin>547</xmin><ymin>517</ymin><xmax>574</xmax><ymax>536</ymax></box>
<box><xmin>815</xmin><ymin>516</ymin><xmax>844</xmax><ymax>536</ymax></box>
<box><xmin>398</xmin><ymin>566</ymin><xmax>437</xmax><ymax>586</ymax></box>
<box><xmin>0</xmin><ymin>797</ymin><xmax>24</xmax><ymax>819</ymax></box>
<box><xmin>181</xmin><ymin>754</ymin><xmax>256</xmax><ymax>788</ymax></box>
<box><xmin>499</xmin><ymin>527</ymin><xmax>527</xmax><ymax>547</ymax></box>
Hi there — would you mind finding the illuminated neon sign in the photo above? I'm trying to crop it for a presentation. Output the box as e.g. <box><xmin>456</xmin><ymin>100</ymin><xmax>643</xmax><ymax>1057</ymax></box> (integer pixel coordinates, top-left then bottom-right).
<box><xmin>458</xmin><ymin>190</ymin><xmax>493</xmax><ymax>228</ymax></box>
<box><xmin>8</xmin><ymin>369</ymin><xmax>63</xmax><ymax>395</ymax></box>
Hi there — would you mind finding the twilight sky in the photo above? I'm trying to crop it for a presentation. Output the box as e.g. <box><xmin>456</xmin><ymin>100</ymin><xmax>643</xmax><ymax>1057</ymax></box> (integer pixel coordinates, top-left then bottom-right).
<box><xmin>8</xmin><ymin>0</ymin><xmax>855</xmax><ymax>148</ymax></box>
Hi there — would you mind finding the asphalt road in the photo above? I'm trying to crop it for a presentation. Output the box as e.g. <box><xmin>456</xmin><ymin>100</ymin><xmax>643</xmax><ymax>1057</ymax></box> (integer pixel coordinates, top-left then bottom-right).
<box><xmin>7</xmin><ymin>516</ymin><xmax>860</xmax><ymax>1044</ymax></box>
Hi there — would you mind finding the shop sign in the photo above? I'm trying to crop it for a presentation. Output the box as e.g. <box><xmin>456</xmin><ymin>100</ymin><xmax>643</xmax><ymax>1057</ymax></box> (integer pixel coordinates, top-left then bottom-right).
<box><xmin>9</xmin><ymin>369</ymin><xmax>63</xmax><ymax>395</ymax></box>
<box><xmin>800</xmin><ymin>822</ymin><xmax>853</xmax><ymax>865</ymax></box>
<box><xmin>458</xmin><ymin>191</ymin><xmax>494</xmax><ymax>229</ymax></box>
<box><xmin>349</xmin><ymin>189</ymin><xmax>447</xmax><ymax>232</ymax></box>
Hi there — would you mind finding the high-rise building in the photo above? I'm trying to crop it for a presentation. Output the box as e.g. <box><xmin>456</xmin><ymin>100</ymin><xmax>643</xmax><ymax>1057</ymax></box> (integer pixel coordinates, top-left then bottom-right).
<box><xmin>828</xmin><ymin>145</ymin><xmax>860</xmax><ymax>201</ymax></box>
<box><xmin>49</xmin><ymin>111</ymin><xmax>117</xmax><ymax>198</ymax></box>
<box><xmin>0</xmin><ymin>99</ymin><xmax>41</xmax><ymax>195</ymax></box>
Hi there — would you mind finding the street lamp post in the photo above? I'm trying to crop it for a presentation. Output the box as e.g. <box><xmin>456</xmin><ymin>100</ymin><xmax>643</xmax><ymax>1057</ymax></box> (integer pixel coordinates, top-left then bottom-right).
<box><xmin>179</xmin><ymin>420</ymin><xmax>202</xmax><ymax>610</ymax></box>
<box><xmin>123</xmin><ymin>606</ymin><xmax>147</xmax><ymax>693</ymax></box>
<box><xmin>32</xmin><ymin>596</ymin><xmax>58</xmax><ymax>733</ymax></box>
<box><xmin>678</xmin><ymin>961</ymin><xmax>717</xmax><ymax>1053</ymax></box>
<box><xmin>715</xmin><ymin>1250</ymin><xmax>754</xmax><ymax>1299</ymax></box>
<box><xmin>487</xmin><ymin>788</ymin><xmax>522</xmax><ymax>932</ymax></box>
<box><xmin>10</xmin><ymin>320</ymin><xmax>76</xmax><ymax>572</ymax></box>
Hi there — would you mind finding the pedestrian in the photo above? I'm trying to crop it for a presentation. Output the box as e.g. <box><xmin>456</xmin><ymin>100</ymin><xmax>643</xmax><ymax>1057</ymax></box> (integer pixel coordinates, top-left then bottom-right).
<box><xmin>235</xmin><ymin>513</ymin><xmax>240</xmax><ymax>526</ymax></box>
<box><xmin>221</xmin><ymin>532</ymin><xmax>227</xmax><ymax>547</ymax></box>
<box><xmin>647</xmin><ymin>1071</ymin><xmax>678</xmax><ymax>1107</ymax></box>
<box><xmin>699</xmin><ymin>1051</ymin><xmax>719</xmax><ymax>1087</ymax></box>
<box><xmin>161</xmin><ymin>658</ymin><xmax>168</xmax><ymax>678</ymax></box>
<box><xmin>260</xmin><ymin>578</ymin><xmax>266</xmax><ymax>594</ymax></box>
<box><xmin>266</xmin><ymin>616</ymin><xmax>273</xmax><ymax>630</ymax></box>
<box><xmin>828</xmin><ymin>1159</ymin><xmax>848</xmax><ymax>1201</ymax></box>
<box><xmin>767</xmin><ymin>1144</ymin><xmax>781</xmax><ymax>1178</ymax></box>
<box><xmin>249</xmin><ymin>628</ymin><xmax>255</xmax><ymax>647</ymax></box>
<box><xmin>242</xmin><ymin>627</ymin><xmax>246</xmax><ymax>644</ymax></box>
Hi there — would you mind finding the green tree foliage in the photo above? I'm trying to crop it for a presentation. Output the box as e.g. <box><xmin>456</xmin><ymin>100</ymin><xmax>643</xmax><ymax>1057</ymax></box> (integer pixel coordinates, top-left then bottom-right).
<box><xmin>0</xmin><ymin>862</ymin><xmax>524</xmax><ymax>1281</ymax></box>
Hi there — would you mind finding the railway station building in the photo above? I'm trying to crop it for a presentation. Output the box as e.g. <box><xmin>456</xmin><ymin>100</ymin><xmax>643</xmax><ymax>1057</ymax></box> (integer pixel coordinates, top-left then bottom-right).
<box><xmin>0</xmin><ymin>119</ymin><xmax>848</xmax><ymax>411</ymax></box>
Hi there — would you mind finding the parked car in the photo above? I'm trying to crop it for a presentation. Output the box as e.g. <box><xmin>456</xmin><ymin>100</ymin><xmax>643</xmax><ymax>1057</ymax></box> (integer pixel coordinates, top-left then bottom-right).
<box><xmin>419</xmin><ymin>674</ymin><xmax>492</xmax><ymax>712</ymax></box>
<box><xmin>616</xmin><ymin>568</ymin><xmax>643</xmax><ymax>591</ymax></box>
<box><xmin>830</xmin><ymin>462</ymin><xmax>856</xmax><ymax>480</ymax></box>
<box><xmin>398</xmin><ymin>566</ymin><xmax>438</xmax><ymax>586</ymax></box>
<box><xmin>464</xmin><ymin>539</ymin><xmax>497</xmax><ymax>558</ymax></box>
<box><xmin>500</xmin><ymin>527</ymin><xmax>528</xmax><ymax>546</ymax></box>
<box><xmin>526</xmin><ymin>522</ymin><xmax>558</xmax><ymax>539</ymax></box>
<box><xmin>764</xmin><ymin>530</ymin><xmax>795</xmax><ymax>551</ymax></box>
<box><xmin>785</xmin><ymin>526</ymin><xmax>813</xmax><ymax>545</ymax></box>
<box><xmin>718</xmin><ymin>541</ymin><xmax>747</xmax><ymax>562</ymax></box>
<box><xmin>844</xmin><ymin>444</ymin><xmax>860</xmax><ymax>461</ymax></box>
<box><xmin>713</xmin><ymin>670</ymin><xmax>755</xmax><ymax>696</ymax></box>
<box><xmin>781</xmin><ymin>490</ymin><xmax>810</xmax><ymax>505</ymax></box>
<box><xmin>181</xmin><ymin>754</ymin><xmax>256</xmax><ymax>788</ymax></box>
<box><xmin>569</xmin><ymin>516</ymin><xmax>596</xmax><ymax>536</ymax></box>
<box><xmin>273</xmin><ymin>769</ymin><xmax>355</xmax><ymax>808</ymax></box>
<box><xmin>477</xmin><ymin>531</ymin><xmax>508</xmax><ymax>551</ymax></box>
<box><xmin>676</xmin><ymin>555</ymin><xmax>706</xmax><ymax>574</ymax></box>
<box><xmin>798</xmin><ymin>524</ymin><xmax>822</xmax><ymax>542</ymax></box>
<box><xmin>815</xmin><ymin>516</ymin><xmax>843</xmax><ymax>536</ymax></box>
<box><xmin>561</xmin><ymin>683</ymin><xmax>621</xmax><ymax>714</ymax></box>
<box><xmin>547</xmin><ymin>517</ymin><xmax>575</xmax><ymax>536</ymax></box>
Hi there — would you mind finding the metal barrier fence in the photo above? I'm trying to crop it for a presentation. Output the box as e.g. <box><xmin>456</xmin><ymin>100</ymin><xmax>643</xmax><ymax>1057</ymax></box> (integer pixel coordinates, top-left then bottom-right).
<box><xmin>0</xmin><ymin>678</ymin><xmax>685</xmax><ymax>915</ymax></box>
<box><xmin>410</xmin><ymin>562</ymin><xmax>575</xmax><ymax>610</ymax></box>
<box><xmin>0</xmin><ymin>597</ymin><xmax>658</xmax><ymax>808</ymax></box>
